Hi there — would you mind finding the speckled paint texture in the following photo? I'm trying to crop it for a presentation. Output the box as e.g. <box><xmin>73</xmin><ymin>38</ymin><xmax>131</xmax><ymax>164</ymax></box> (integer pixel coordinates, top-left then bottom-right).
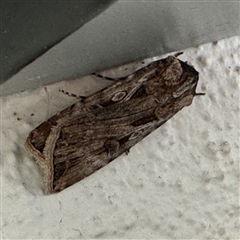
<box><xmin>1</xmin><ymin>36</ymin><xmax>239</xmax><ymax>239</ymax></box>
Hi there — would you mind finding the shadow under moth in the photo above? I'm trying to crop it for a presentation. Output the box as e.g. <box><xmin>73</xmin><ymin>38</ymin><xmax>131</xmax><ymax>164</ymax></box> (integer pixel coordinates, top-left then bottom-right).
<box><xmin>25</xmin><ymin>54</ymin><xmax>203</xmax><ymax>194</ymax></box>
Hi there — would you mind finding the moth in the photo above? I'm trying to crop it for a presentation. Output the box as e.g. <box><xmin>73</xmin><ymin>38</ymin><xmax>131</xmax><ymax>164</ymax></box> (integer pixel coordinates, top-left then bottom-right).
<box><xmin>25</xmin><ymin>54</ymin><xmax>203</xmax><ymax>194</ymax></box>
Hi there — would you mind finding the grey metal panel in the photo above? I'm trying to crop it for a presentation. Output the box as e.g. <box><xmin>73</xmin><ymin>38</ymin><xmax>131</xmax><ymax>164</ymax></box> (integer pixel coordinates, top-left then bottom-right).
<box><xmin>1</xmin><ymin>1</ymin><xmax>117</xmax><ymax>84</ymax></box>
<box><xmin>1</xmin><ymin>1</ymin><xmax>239</xmax><ymax>96</ymax></box>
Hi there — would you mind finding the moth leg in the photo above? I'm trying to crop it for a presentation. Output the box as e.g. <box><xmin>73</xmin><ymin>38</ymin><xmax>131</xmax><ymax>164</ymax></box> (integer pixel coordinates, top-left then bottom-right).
<box><xmin>59</xmin><ymin>89</ymin><xmax>86</xmax><ymax>101</ymax></box>
<box><xmin>125</xmin><ymin>148</ymin><xmax>130</xmax><ymax>155</ymax></box>
<box><xmin>195</xmin><ymin>92</ymin><xmax>205</xmax><ymax>96</ymax></box>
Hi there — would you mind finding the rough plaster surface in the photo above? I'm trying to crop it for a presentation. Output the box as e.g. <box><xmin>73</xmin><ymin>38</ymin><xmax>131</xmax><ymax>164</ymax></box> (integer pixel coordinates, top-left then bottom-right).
<box><xmin>1</xmin><ymin>36</ymin><xmax>240</xmax><ymax>239</ymax></box>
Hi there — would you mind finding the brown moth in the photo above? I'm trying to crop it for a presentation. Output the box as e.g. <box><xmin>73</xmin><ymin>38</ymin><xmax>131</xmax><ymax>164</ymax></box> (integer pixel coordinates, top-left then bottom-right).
<box><xmin>25</xmin><ymin>55</ymin><xmax>203</xmax><ymax>194</ymax></box>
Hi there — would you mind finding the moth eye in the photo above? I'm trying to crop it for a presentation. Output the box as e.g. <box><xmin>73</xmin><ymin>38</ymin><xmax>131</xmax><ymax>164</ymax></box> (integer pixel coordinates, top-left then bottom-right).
<box><xmin>112</xmin><ymin>91</ymin><xmax>127</xmax><ymax>101</ymax></box>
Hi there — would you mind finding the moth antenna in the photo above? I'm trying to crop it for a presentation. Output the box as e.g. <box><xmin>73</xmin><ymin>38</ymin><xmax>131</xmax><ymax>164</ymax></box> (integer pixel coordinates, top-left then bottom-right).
<box><xmin>59</xmin><ymin>89</ymin><xmax>85</xmax><ymax>100</ymax></box>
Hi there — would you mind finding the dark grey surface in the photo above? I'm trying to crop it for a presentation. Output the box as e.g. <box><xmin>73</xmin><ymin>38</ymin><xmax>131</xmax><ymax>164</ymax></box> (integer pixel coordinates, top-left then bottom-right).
<box><xmin>1</xmin><ymin>1</ymin><xmax>116</xmax><ymax>84</ymax></box>
<box><xmin>1</xmin><ymin>1</ymin><xmax>239</xmax><ymax>96</ymax></box>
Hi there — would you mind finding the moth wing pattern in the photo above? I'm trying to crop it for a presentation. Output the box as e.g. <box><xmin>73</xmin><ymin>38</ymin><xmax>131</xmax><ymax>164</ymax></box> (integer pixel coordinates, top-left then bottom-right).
<box><xmin>25</xmin><ymin>56</ymin><xmax>200</xmax><ymax>193</ymax></box>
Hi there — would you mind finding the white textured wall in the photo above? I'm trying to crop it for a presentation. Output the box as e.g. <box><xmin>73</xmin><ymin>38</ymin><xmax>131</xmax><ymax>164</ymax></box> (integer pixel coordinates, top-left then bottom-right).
<box><xmin>2</xmin><ymin>36</ymin><xmax>239</xmax><ymax>239</ymax></box>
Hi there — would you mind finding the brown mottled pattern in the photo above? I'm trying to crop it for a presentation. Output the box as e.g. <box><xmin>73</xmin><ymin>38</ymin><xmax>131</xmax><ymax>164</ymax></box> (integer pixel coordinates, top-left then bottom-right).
<box><xmin>25</xmin><ymin>56</ymin><xmax>200</xmax><ymax>194</ymax></box>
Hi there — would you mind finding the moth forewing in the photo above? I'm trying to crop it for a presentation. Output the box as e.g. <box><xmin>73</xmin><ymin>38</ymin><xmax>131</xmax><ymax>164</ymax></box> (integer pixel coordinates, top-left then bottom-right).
<box><xmin>25</xmin><ymin>55</ymin><xmax>200</xmax><ymax>194</ymax></box>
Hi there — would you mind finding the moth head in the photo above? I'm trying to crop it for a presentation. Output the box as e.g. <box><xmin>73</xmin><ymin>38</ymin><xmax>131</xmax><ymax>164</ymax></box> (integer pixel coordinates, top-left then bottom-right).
<box><xmin>161</xmin><ymin>57</ymin><xmax>183</xmax><ymax>87</ymax></box>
